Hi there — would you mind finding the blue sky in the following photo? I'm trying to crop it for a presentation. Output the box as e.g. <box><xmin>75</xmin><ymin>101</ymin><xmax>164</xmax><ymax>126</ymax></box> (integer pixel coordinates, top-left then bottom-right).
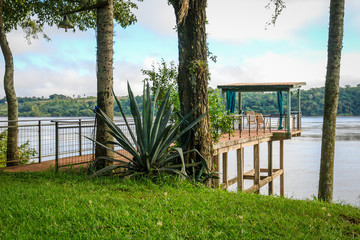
<box><xmin>1</xmin><ymin>0</ymin><xmax>360</xmax><ymax>98</ymax></box>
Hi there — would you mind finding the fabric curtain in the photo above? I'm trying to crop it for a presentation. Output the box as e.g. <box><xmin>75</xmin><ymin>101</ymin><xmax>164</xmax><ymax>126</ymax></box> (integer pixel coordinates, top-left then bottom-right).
<box><xmin>277</xmin><ymin>91</ymin><xmax>283</xmax><ymax>130</ymax></box>
<box><xmin>226</xmin><ymin>91</ymin><xmax>236</xmax><ymax>114</ymax></box>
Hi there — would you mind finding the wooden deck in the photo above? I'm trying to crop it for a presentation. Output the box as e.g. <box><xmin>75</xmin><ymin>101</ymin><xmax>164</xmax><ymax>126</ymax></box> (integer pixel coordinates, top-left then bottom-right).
<box><xmin>213</xmin><ymin>128</ymin><xmax>302</xmax><ymax>195</ymax></box>
<box><xmin>214</xmin><ymin>128</ymin><xmax>301</xmax><ymax>154</ymax></box>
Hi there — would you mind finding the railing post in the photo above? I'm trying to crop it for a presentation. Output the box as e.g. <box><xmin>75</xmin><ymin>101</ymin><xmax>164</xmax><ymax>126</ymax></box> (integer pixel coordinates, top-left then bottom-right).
<box><xmin>55</xmin><ymin>122</ymin><xmax>59</xmax><ymax>172</ymax></box>
<box><xmin>38</xmin><ymin>120</ymin><xmax>41</xmax><ymax>163</ymax></box>
<box><xmin>240</xmin><ymin>115</ymin><xmax>242</xmax><ymax>137</ymax></box>
<box><xmin>256</xmin><ymin>115</ymin><xmax>258</xmax><ymax>135</ymax></box>
<box><xmin>79</xmin><ymin>119</ymin><xmax>82</xmax><ymax>156</ymax></box>
<box><xmin>263</xmin><ymin>116</ymin><xmax>266</xmax><ymax>133</ymax></box>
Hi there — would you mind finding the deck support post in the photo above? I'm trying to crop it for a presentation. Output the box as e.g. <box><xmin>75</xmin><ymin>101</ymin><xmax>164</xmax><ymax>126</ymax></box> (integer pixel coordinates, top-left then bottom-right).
<box><xmin>222</xmin><ymin>152</ymin><xmax>228</xmax><ymax>189</ymax></box>
<box><xmin>237</xmin><ymin>147</ymin><xmax>244</xmax><ymax>191</ymax></box>
<box><xmin>254</xmin><ymin>144</ymin><xmax>260</xmax><ymax>194</ymax></box>
<box><xmin>213</xmin><ymin>154</ymin><xmax>220</xmax><ymax>188</ymax></box>
<box><xmin>268</xmin><ymin>141</ymin><xmax>273</xmax><ymax>195</ymax></box>
<box><xmin>280</xmin><ymin>140</ymin><xmax>284</xmax><ymax>196</ymax></box>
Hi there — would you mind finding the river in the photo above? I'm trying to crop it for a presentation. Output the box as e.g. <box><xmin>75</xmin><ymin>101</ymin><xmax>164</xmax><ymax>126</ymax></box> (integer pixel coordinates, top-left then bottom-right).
<box><xmin>225</xmin><ymin>116</ymin><xmax>360</xmax><ymax>207</ymax></box>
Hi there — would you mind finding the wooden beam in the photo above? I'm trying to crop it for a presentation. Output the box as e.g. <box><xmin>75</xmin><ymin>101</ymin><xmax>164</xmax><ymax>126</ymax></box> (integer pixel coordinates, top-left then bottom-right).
<box><xmin>280</xmin><ymin>140</ymin><xmax>284</xmax><ymax>196</ymax></box>
<box><xmin>222</xmin><ymin>152</ymin><xmax>228</xmax><ymax>189</ymax></box>
<box><xmin>237</xmin><ymin>148</ymin><xmax>244</xmax><ymax>191</ymax></box>
<box><xmin>244</xmin><ymin>169</ymin><xmax>255</xmax><ymax>179</ymax></box>
<box><xmin>254</xmin><ymin>144</ymin><xmax>260</xmax><ymax>194</ymax></box>
<box><xmin>245</xmin><ymin>169</ymin><xmax>284</xmax><ymax>193</ymax></box>
<box><xmin>268</xmin><ymin>141</ymin><xmax>273</xmax><ymax>195</ymax></box>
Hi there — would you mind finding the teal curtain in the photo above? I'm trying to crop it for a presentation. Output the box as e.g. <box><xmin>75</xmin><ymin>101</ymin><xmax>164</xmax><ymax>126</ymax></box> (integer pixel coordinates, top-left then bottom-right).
<box><xmin>277</xmin><ymin>91</ymin><xmax>283</xmax><ymax>130</ymax></box>
<box><xmin>226</xmin><ymin>91</ymin><xmax>236</xmax><ymax>114</ymax></box>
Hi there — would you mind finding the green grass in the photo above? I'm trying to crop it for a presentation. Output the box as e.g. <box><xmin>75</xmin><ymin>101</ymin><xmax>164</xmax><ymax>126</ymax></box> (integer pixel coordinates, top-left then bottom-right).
<box><xmin>0</xmin><ymin>170</ymin><xmax>359</xmax><ymax>239</ymax></box>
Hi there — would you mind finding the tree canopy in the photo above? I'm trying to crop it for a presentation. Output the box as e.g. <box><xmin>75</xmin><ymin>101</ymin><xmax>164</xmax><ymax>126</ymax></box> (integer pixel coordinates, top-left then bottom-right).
<box><xmin>2</xmin><ymin>0</ymin><xmax>140</xmax><ymax>40</ymax></box>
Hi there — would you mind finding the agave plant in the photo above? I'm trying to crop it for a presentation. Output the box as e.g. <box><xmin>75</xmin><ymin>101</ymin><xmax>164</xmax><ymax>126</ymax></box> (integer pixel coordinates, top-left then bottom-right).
<box><xmin>89</xmin><ymin>83</ymin><xmax>208</xmax><ymax>180</ymax></box>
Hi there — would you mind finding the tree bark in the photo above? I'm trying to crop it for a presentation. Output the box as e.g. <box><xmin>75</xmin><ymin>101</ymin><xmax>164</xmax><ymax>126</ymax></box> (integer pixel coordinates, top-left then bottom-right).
<box><xmin>170</xmin><ymin>0</ymin><xmax>213</xmax><ymax>174</ymax></box>
<box><xmin>0</xmin><ymin>0</ymin><xmax>19</xmax><ymax>166</ymax></box>
<box><xmin>95</xmin><ymin>0</ymin><xmax>114</xmax><ymax>169</ymax></box>
<box><xmin>318</xmin><ymin>0</ymin><xmax>345</xmax><ymax>203</ymax></box>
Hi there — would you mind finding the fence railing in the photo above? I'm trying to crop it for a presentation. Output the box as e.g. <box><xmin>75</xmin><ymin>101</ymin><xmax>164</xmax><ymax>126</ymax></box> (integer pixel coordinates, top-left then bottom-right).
<box><xmin>0</xmin><ymin>118</ymin><xmax>135</xmax><ymax>169</ymax></box>
<box><xmin>227</xmin><ymin>112</ymin><xmax>301</xmax><ymax>139</ymax></box>
<box><xmin>0</xmin><ymin>113</ymin><xmax>302</xmax><ymax>168</ymax></box>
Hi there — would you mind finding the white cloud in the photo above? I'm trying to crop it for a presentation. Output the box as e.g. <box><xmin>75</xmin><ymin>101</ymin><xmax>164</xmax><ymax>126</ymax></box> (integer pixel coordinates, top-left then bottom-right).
<box><xmin>135</xmin><ymin>0</ymin><xmax>176</xmax><ymax>37</ymax></box>
<box><xmin>209</xmin><ymin>51</ymin><xmax>360</xmax><ymax>90</ymax></box>
<box><xmin>135</xmin><ymin>0</ymin><xmax>329</xmax><ymax>43</ymax></box>
<box><xmin>207</xmin><ymin>0</ymin><xmax>328</xmax><ymax>43</ymax></box>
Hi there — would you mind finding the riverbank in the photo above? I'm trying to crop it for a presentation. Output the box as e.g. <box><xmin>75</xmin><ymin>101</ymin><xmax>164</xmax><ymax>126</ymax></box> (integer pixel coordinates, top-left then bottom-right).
<box><xmin>0</xmin><ymin>171</ymin><xmax>359</xmax><ymax>239</ymax></box>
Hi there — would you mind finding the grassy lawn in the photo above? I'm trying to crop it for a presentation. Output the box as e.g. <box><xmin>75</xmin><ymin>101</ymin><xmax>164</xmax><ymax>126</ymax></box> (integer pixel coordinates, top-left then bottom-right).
<box><xmin>0</xmin><ymin>170</ymin><xmax>359</xmax><ymax>239</ymax></box>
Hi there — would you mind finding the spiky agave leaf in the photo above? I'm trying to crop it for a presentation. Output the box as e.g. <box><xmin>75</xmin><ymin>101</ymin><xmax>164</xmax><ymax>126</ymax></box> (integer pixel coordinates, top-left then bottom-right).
<box><xmin>90</xmin><ymin>83</ymin><xmax>209</xmax><ymax>179</ymax></box>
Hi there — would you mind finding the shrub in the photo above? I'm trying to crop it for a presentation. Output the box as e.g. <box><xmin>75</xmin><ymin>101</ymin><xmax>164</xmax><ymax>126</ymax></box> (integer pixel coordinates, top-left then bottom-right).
<box><xmin>0</xmin><ymin>130</ymin><xmax>36</xmax><ymax>167</ymax></box>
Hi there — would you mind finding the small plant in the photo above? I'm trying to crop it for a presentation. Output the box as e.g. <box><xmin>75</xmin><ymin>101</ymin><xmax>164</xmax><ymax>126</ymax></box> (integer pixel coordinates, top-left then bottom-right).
<box><xmin>0</xmin><ymin>130</ymin><xmax>36</xmax><ymax>167</ymax></box>
<box><xmin>208</xmin><ymin>89</ymin><xmax>236</xmax><ymax>142</ymax></box>
<box><xmin>89</xmin><ymin>83</ymin><xmax>209</xmax><ymax>180</ymax></box>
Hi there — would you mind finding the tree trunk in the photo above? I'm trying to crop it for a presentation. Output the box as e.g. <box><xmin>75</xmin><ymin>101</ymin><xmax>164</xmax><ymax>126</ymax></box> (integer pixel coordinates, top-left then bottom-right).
<box><xmin>0</xmin><ymin>0</ymin><xmax>19</xmax><ymax>166</ymax></box>
<box><xmin>170</xmin><ymin>0</ymin><xmax>213</xmax><ymax>174</ymax></box>
<box><xmin>318</xmin><ymin>0</ymin><xmax>345</xmax><ymax>203</ymax></box>
<box><xmin>95</xmin><ymin>0</ymin><xmax>114</xmax><ymax>169</ymax></box>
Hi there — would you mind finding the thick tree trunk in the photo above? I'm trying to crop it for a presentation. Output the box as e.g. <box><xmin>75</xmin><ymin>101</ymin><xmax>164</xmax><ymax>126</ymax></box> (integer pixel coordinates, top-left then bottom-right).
<box><xmin>95</xmin><ymin>0</ymin><xmax>114</xmax><ymax>169</ymax></box>
<box><xmin>0</xmin><ymin>0</ymin><xmax>19</xmax><ymax>166</ymax></box>
<box><xmin>318</xmin><ymin>0</ymin><xmax>345</xmax><ymax>203</ymax></box>
<box><xmin>170</xmin><ymin>0</ymin><xmax>213</xmax><ymax>173</ymax></box>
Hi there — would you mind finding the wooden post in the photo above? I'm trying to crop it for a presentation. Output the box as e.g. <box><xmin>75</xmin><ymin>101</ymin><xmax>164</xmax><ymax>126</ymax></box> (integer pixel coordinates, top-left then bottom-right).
<box><xmin>213</xmin><ymin>154</ymin><xmax>220</xmax><ymax>188</ymax></box>
<box><xmin>237</xmin><ymin>147</ymin><xmax>244</xmax><ymax>191</ymax></box>
<box><xmin>223</xmin><ymin>152</ymin><xmax>228</xmax><ymax>189</ymax></box>
<box><xmin>254</xmin><ymin>144</ymin><xmax>260</xmax><ymax>194</ymax></box>
<box><xmin>287</xmin><ymin>90</ymin><xmax>291</xmax><ymax>137</ymax></box>
<box><xmin>268</xmin><ymin>141</ymin><xmax>273</xmax><ymax>195</ymax></box>
<box><xmin>238</xmin><ymin>92</ymin><xmax>242</xmax><ymax>136</ymax></box>
<box><xmin>280</xmin><ymin>140</ymin><xmax>284</xmax><ymax>196</ymax></box>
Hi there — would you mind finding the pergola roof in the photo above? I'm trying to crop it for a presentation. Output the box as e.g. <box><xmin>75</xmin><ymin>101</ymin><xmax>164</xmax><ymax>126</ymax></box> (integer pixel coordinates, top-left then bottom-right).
<box><xmin>217</xmin><ymin>82</ymin><xmax>306</xmax><ymax>92</ymax></box>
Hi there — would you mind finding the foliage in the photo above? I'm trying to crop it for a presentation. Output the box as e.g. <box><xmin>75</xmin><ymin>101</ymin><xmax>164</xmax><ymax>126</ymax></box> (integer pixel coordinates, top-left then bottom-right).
<box><xmin>2</xmin><ymin>0</ymin><xmax>141</xmax><ymax>40</ymax></box>
<box><xmin>89</xmin><ymin>83</ymin><xmax>208</xmax><ymax>180</ymax></box>
<box><xmin>208</xmin><ymin>88</ymin><xmax>235</xmax><ymax>143</ymax></box>
<box><xmin>1</xmin><ymin>171</ymin><xmax>360</xmax><ymax>239</ymax></box>
<box><xmin>141</xmin><ymin>60</ymin><xmax>236</xmax><ymax>142</ymax></box>
<box><xmin>1</xmin><ymin>85</ymin><xmax>360</xmax><ymax>117</ymax></box>
<box><xmin>142</xmin><ymin>59</ymin><xmax>180</xmax><ymax>115</ymax></box>
<box><xmin>0</xmin><ymin>131</ymin><xmax>36</xmax><ymax>167</ymax></box>
<box><xmin>265</xmin><ymin>0</ymin><xmax>286</xmax><ymax>28</ymax></box>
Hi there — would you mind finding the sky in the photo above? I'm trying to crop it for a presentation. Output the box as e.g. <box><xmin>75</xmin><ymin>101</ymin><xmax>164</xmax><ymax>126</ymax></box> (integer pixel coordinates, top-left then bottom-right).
<box><xmin>1</xmin><ymin>0</ymin><xmax>360</xmax><ymax>98</ymax></box>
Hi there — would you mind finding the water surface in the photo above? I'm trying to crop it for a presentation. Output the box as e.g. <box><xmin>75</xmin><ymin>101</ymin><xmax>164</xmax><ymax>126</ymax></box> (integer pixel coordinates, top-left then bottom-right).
<box><xmin>225</xmin><ymin>116</ymin><xmax>360</xmax><ymax>207</ymax></box>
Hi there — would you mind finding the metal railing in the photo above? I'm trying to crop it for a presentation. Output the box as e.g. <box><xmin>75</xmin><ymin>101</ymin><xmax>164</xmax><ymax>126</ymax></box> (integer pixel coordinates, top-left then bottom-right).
<box><xmin>0</xmin><ymin>112</ymin><xmax>302</xmax><ymax>168</ymax></box>
<box><xmin>228</xmin><ymin>112</ymin><xmax>301</xmax><ymax>139</ymax></box>
<box><xmin>0</xmin><ymin>118</ymin><xmax>135</xmax><ymax>168</ymax></box>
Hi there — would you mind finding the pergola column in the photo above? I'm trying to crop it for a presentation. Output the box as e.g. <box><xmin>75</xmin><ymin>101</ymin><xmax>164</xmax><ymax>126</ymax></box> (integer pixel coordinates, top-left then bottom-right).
<box><xmin>287</xmin><ymin>89</ymin><xmax>291</xmax><ymax>137</ymax></box>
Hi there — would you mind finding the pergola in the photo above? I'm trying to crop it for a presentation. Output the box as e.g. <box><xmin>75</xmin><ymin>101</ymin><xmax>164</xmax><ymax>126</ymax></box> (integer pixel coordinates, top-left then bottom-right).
<box><xmin>217</xmin><ymin>82</ymin><xmax>306</xmax><ymax>137</ymax></box>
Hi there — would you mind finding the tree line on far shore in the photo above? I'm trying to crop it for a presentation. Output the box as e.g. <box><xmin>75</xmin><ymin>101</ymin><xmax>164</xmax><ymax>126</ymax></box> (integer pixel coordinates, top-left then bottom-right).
<box><xmin>0</xmin><ymin>84</ymin><xmax>359</xmax><ymax>118</ymax></box>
